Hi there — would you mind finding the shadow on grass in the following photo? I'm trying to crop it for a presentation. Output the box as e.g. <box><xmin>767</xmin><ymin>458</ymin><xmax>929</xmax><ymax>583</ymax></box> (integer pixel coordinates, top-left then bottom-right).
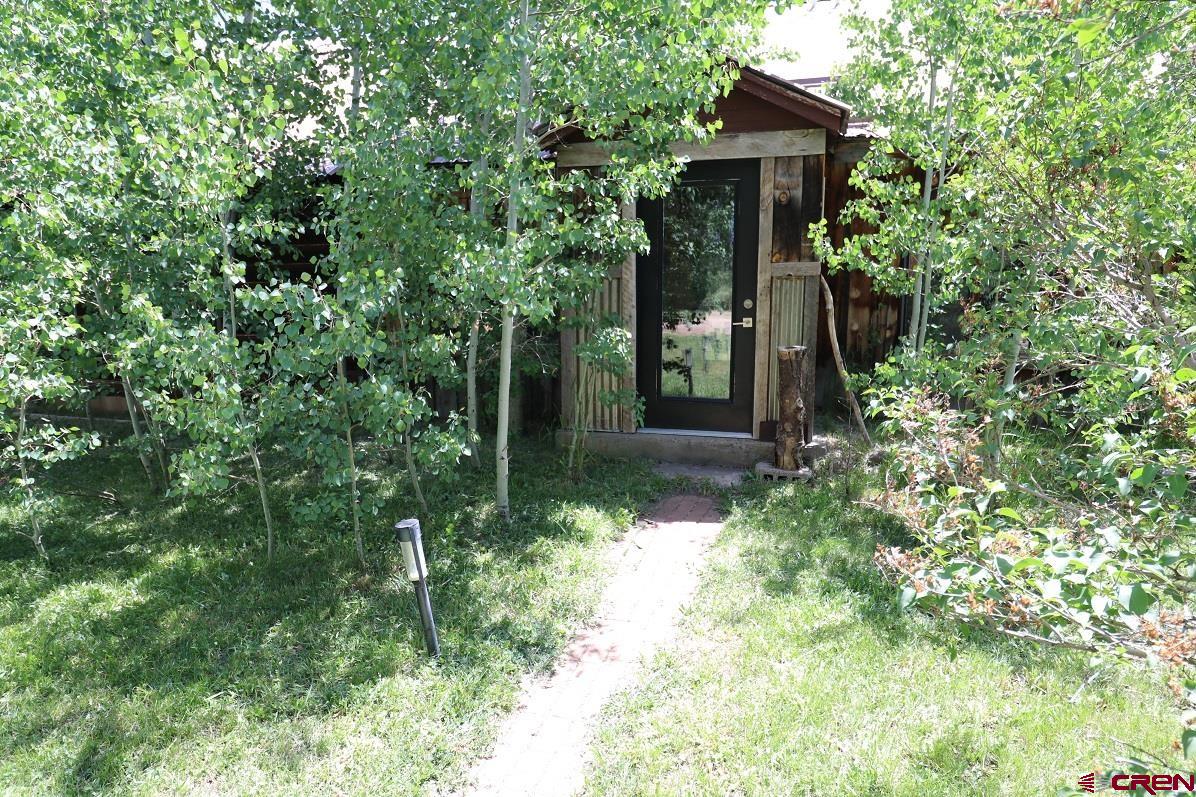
<box><xmin>728</xmin><ymin>471</ymin><xmax>1099</xmax><ymax>682</ymax></box>
<box><xmin>0</xmin><ymin>438</ymin><xmax>663</xmax><ymax>792</ymax></box>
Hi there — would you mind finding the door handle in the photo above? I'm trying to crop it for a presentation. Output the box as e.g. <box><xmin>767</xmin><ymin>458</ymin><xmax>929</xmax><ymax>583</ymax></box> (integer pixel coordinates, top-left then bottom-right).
<box><xmin>732</xmin><ymin>318</ymin><xmax>754</xmax><ymax>328</ymax></box>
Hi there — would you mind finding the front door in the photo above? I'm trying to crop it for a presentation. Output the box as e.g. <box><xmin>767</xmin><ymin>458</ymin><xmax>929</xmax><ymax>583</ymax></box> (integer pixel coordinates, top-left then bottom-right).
<box><xmin>636</xmin><ymin>158</ymin><xmax>759</xmax><ymax>432</ymax></box>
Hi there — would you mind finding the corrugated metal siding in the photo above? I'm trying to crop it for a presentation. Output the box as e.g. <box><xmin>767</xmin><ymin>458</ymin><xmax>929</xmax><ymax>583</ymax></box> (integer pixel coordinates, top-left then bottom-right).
<box><xmin>767</xmin><ymin>275</ymin><xmax>808</xmax><ymax>419</ymax></box>
<box><xmin>572</xmin><ymin>276</ymin><xmax>624</xmax><ymax>432</ymax></box>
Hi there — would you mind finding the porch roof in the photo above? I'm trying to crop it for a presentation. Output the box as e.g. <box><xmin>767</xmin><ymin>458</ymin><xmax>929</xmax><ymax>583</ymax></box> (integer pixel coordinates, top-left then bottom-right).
<box><xmin>538</xmin><ymin>63</ymin><xmax>853</xmax><ymax>154</ymax></box>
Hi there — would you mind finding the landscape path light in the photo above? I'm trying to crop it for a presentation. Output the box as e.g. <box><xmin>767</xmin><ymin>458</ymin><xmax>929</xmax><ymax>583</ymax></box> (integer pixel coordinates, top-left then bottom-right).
<box><xmin>395</xmin><ymin>518</ymin><xmax>440</xmax><ymax>657</ymax></box>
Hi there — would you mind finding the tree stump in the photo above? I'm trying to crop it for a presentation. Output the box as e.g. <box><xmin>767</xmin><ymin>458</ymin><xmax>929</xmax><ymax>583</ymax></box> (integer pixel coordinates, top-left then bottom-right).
<box><xmin>774</xmin><ymin>345</ymin><xmax>807</xmax><ymax>471</ymax></box>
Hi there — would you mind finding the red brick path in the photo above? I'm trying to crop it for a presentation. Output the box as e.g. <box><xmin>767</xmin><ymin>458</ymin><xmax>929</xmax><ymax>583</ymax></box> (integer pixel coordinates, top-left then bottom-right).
<box><xmin>462</xmin><ymin>494</ymin><xmax>723</xmax><ymax>797</ymax></box>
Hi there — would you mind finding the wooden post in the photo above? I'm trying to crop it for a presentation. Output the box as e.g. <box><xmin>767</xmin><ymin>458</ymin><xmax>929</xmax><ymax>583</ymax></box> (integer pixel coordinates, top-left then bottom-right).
<box><xmin>774</xmin><ymin>345</ymin><xmax>807</xmax><ymax>470</ymax></box>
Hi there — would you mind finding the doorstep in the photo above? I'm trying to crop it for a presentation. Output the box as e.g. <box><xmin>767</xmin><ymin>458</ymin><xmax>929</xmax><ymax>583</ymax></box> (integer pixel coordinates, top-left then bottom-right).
<box><xmin>555</xmin><ymin>428</ymin><xmax>774</xmax><ymax>468</ymax></box>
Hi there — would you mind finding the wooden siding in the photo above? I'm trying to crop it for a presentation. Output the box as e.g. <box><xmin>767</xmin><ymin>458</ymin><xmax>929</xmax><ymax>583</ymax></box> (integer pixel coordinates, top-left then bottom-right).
<box><xmin>822</xmin><ymin>139</ymin><xmax>902</xmax><ymax>367</ymax></box>
<box><xmin>751</xmin><ymin>157</ymin><xmax>777</xmax><ymax>436</ymax></box>
<box><xmin>564</xmin><ymin>275</ymin><xmax>631</xmax><ymax>435</ymax></box>
<box><xmin>561</xmin><ymin>218</ymin><xmax>635</xmax><ymax>434</ymax></box>
<box><xmin>767</xmin><ymin>275</ymin><xmax>808</xmax><ymax>418</ymax></box>
<box><xmin>556</xmin><ymin>129</ymin><xmax>825</xmax><ymax>168</ymax></box>
<box><xmin>759</xmin><ymin>154</ymin><xmax>823</xmax><ymax>440</ymax></box>
<box><xmin>701</xmin><ymin>87</ymin><xmax>819</xmax><ymax>133</ymax></box>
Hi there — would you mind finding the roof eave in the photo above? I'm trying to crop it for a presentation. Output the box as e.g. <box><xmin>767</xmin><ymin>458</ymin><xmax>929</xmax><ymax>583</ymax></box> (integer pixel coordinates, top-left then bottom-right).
<box><xmin>736</xmin><ymin>64</ymin><xmax>852</xmax><ymax>135</ymax></box>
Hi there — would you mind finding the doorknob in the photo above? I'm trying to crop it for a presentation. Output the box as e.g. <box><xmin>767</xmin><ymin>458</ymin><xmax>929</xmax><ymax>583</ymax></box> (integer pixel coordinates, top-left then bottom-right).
<box><xmin>732</xmin><ymin>318</ymin><xmax>754</xmax><ymax>328</ymax></box>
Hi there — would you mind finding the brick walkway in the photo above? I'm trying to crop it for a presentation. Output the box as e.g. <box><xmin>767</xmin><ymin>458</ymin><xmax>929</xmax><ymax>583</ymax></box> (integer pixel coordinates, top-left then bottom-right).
<box><xmin>461</xmin><ymin>494</ymin><xmax>723</xmax><ymax>797</ymax></box>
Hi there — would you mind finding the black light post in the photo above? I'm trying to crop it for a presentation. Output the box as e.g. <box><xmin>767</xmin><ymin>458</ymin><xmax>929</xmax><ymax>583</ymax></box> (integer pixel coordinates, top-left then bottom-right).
<box><xmin>395</xmin><ymin>518</ymin><xmax>440</xmax><ymax>657</ymax></box>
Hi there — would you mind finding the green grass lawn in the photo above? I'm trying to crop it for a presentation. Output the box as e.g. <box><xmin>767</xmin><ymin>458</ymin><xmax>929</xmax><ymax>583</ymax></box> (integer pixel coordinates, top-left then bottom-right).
<box><xmin>582</xmin><ymin>470</ymin><xmax>1181</xmax><ymax>796</ymax></box>
<box><xmin>3</xmin><ymin>440</ymin><xmax>1181</xmax><ymax>796</ymax></box>
<box><xmin>0</xmin><ymin>439</ymin><xmax>663</xmax><ymax>795</ymax></box>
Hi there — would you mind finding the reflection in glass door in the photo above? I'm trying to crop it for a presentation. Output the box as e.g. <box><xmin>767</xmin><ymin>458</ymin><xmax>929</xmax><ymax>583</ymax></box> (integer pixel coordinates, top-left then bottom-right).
<box><xmin>659</xmin><ymin>184</ymin><xmax>736</xmax><ymax>400</ymax></box>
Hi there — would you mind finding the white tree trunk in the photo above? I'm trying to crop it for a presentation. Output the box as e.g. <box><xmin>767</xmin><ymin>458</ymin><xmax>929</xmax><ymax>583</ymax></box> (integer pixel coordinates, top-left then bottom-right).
<box><xmin>248</xmin><ymin>444</ymin><xmax>275</xmax><ymax>562</ymax></box>
<box><xmin>96</xmin><ymin>257</ymin><xmax>162</xmax><ymax>491</ymax></box>
<box><xmin>496</xmin><ymin>309</ymin><xmax>515</xmax><ymax>520</ymax></box>
<box><xmin>120</xmin><ymin>225</ymin><xmax>171</xmax><ymax>487</ymax></box>
<box><xmin>16</xmin><ymin>400</ymin><xmax>47</xmax><ymax>559</ymax></box>
<box><xmin>222</xmin><ymin>207</ymin><xmax>277</xmax><ymax>561</ymax></box>
<box><xmin>338</xmin><ymin>358</ymin><xmax>365</xmax><ymax>566</ymax></box>
<box><xmin>466</xmin><ymin>118</ymin><xmax>489</xmax><ymax>466</ymax></box>
<box><xmin>917</xmin><ymin>66</ymin><xmax>957</xmax><ymax>353</ymax></box>
<box><xmin>349</xmin><ymin>46</ymin><xmax>363</xmax><ymax>125</ymax></box>
<box><xmin>909</xmin><ymin>65</ymin><xmax>938</xmax><ymax>350</ymax></box>
<box><xmin>496</xmin><ymin>0</ymin><xmax>531</xmax><ymax>522</ymax></box>
<box><xmin>140</xmin><ymin>400</ymin><xmax>172</xmax><ymax>489</ymax></box>
<box><xmin>566</xmin><ymin>364</ymin><xmax>593</xmax><ymax>478</ymax></box>
<box><xmin>393</xmin><ymin>298</ymin><xmax>429</xmax><ymax>514</ymax></box>
<box><xmin>121</xmin><ymin>374</ymin><xmax>159</xmax><ymax>490</ymax></box>
<box><xmin>991</xmin><ymin>330</ymin><xmax>1022</xmax><ymax>468</ymax></box>
<box><xmin>467</xmin><ymin>314</ymin><xmax>482</xmax><ymax>465</ymax></box>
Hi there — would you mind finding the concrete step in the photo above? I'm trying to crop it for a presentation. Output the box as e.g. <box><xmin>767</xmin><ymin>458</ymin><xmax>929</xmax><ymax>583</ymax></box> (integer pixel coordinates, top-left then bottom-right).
<box><xmin>557</xmin><ymin>428</ymin><xmax>828</xmax><ymax>469</ymax></box>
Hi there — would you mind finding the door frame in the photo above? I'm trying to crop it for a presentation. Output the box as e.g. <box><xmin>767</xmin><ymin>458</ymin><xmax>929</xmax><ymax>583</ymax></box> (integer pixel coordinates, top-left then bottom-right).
<box><xmin>635</xmin><ymin>158</ymin><xmax>761</xmax><ymax>432</ymax></box>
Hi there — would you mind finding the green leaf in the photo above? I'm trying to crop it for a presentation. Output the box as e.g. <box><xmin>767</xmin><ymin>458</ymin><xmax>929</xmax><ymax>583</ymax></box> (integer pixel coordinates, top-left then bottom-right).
<box><xmin>899</xmin><ymin>586</ymin><xmax>917</xmax><ymax>610</ymax></box>
<box><xmin>1183</xmin><ymin>729</ymin><xmax>1196</xmax><ymax>760</ymax></box>
<box><xmin>1164</xmin><ymin>474</ymin><xmax>1189</xmax><ymax>500</ymax></box>
<box><xmin>1130</xmin><ymin>464</ymin><xmax>1157</xmax><ymax>486</ymax></box>
<box><xmin>1010</xmin><ymin>557</ymin><xmax>1044</xmax><ymax>573</ymax></box>
<box><xmin>1070</xmin><ymin>17</ymin><xmax>1105</xmax><ymax>48</ymax></box>
<box><xmin>1116</xmin><ymin>584</ymin><xmax>1155</xmax><ymax>615</ymax></box>
<box><xmin>995</xmin><ymin>507</ymin><xmax>1024</xmax><ymax>523</ymax></box>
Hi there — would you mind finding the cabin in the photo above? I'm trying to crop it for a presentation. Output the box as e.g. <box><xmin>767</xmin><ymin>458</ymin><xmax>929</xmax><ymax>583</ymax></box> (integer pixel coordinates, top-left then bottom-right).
<box><xmin>63</xmin><ymin>11</ymin><xmax>908</xmax><ymax>461</ymax></box>
<box><xmin>544</xmin><ymin>66</ymin><xmax>893</xmax><ymax>467</ymax></box>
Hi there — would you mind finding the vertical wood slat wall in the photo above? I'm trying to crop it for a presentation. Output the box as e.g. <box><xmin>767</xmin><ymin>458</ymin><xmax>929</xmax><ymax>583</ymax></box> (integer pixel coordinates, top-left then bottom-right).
<box><xmin>767</xmin><ymin>276</ymin><xmax>807</xmax><ymax>419</ymax></box>
<box><xmin>564</xmin><ymin>275</ymin><xmax>625</xmax><ymax>433</ymax></box>
<box><xmin>561</xmin><ymin>202</ymin><xmax>636</xmax><ymax>434</ymax></box>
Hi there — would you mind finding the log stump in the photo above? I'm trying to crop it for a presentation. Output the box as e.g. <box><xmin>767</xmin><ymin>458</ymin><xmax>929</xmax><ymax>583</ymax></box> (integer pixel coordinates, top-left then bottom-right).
<box><xmin>774</xmin><ymin>345</ymin><xmax>807</xmax><ymax>470</ymax></box>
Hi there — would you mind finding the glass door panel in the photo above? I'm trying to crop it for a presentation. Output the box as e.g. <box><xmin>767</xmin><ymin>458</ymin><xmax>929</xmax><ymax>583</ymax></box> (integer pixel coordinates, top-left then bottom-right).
<box><xmin>636</xmin><ymin>158</ymin><xmax>759</xmax><ymax>433</ymax></box>
<box><xmin>659</xmin><ymin>183</ymin><xmax>736</xmax><ymax>400</ymax></box>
